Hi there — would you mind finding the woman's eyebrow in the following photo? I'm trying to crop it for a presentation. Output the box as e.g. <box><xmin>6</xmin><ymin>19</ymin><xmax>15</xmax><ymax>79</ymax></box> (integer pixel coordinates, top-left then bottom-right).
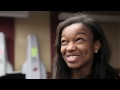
<box><xmin>61</xmin><ymin>32</ymin><xmax>87</xmax><ymax>37</ymax></box>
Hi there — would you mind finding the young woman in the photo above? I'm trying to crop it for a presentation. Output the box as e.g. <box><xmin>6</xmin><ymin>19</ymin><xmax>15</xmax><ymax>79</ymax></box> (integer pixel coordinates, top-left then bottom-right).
<box><xmin>52</xmin><ymin>13</ymin><xmax>120</xmax><ymax>79</ymax></box>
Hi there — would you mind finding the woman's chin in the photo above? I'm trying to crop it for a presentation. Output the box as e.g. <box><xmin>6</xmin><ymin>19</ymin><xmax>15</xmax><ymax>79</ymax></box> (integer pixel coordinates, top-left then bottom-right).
<box><xmin>67</xmin><ymin>64</ymin><xmax>80</xmax><ymax>69</ymax></box>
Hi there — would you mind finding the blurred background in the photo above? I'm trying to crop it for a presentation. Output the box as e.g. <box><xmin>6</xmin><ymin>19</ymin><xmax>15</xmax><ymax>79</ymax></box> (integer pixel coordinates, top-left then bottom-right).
<box><xmin>0</xmin><ymin>11</ymin><xmax>120</xmax><ymax>79</ymax></box>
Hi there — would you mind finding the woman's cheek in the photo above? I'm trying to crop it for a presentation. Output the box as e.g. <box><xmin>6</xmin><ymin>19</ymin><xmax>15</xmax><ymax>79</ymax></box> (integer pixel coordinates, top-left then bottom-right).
<box><xmin>61</xmin><ymin>46</ymin><xmax>66</xmax><ymax>55</ymax></box>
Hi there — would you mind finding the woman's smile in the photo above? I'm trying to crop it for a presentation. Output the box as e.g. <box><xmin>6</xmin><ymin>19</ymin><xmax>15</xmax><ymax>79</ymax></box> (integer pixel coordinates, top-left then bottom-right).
<box><xmin>66</xmin><ymin>55</ymin><xmax>80</xmax><ymax>62</ymax></box>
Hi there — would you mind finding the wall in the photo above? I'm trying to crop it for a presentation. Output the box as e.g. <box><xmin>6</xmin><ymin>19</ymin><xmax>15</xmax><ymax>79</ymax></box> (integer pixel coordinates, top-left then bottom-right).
<box><xmin>14</xmin><ymin>11</ymin><xmax>51</xmax><ymax>73</ymax></box>
<box><xmin>117</xmin><ymin>24</ymin><xmax>120</xmax><ymax>69</ymax></box>
<box><xmin>102</xmin><ymin>23</ymin><xmax>119</xmax><ymax>68</ymax></box>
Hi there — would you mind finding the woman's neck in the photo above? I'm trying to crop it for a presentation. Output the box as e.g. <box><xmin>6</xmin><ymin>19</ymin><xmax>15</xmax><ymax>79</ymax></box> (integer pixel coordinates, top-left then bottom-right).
<box><xmin>71</xmin><ymin>66</ymin><xmax>92</xmax><ymax>79</ymax></box>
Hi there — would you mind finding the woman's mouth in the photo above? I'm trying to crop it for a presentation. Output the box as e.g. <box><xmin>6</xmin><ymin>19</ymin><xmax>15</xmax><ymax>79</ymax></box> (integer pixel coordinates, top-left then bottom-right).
<box><xmin>66</xmin><ymin>55</ymin><xmax>80</xmax><ymax>62</ymax></box>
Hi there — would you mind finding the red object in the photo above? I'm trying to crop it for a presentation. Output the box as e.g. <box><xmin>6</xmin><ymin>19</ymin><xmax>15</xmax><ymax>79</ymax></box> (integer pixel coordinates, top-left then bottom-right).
<box><xmin>0</xmin><ymin>49</ymin><xmax>3</xmax><ymax>55</ymax></box>
<box><xmin>33</xmin><ymin>67</ymin><xmax>38</xmax><ymax>72</ymax></box>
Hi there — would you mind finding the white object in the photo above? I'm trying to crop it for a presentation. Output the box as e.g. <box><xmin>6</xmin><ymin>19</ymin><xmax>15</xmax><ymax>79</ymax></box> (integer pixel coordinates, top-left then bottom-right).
<box><xmin>0</xmin><ymin>32</ymin><xmax>13</xmax><ymax>77</ymax></box>
<box><xmin>21</xmin><ymin>34</ymin><xmax>47</xmax><ymax>79</ymax></box>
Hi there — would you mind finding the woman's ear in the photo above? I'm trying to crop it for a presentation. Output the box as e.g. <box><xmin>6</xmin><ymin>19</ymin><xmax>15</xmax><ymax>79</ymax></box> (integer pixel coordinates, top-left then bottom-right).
<box><xmin>94</xmin><ymin>40</ymin><xmax>101</xmax><ymax>53</ymax></box>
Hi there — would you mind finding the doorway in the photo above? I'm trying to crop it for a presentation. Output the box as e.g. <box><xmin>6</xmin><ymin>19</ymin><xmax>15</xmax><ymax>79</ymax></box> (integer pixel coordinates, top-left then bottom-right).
<box><xmin>0</xmin><ymin>17</ymin><xmax>15</xmax><ymax>69</ymax></box>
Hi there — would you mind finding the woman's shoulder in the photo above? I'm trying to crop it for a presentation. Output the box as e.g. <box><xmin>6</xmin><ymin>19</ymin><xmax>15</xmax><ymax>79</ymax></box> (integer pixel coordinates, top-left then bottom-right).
<box><xmin>106</xmin><ymin>67</ymin><xmax>120</xmax><ymax>79</ymax></box>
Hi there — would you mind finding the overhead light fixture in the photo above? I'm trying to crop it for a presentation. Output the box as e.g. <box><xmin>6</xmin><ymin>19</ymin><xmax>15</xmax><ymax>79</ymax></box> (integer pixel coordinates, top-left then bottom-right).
<box><xmin>0</xmin><ymin>11</ymin><xmax>29</xmax><ymax>18</ymax></box>
<box><xmin>58</xmin><ymin>12</ymin><xmax>120</xmax><ymax>23</ymax></box>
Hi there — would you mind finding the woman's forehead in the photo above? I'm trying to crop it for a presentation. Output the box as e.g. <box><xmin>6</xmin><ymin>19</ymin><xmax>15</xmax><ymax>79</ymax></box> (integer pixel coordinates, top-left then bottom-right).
<box><xmin>62</xmin><ymin>23</ymin><xmax>93</xmax><ymax>37</ymax></box>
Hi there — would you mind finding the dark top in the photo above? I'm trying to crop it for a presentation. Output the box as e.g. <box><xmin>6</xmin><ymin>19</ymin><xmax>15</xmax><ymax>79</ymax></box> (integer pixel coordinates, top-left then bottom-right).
<box><xmin>0</xmin><ymin>73</ymin><xmax>25</xmax><ymax>79</ymax></box>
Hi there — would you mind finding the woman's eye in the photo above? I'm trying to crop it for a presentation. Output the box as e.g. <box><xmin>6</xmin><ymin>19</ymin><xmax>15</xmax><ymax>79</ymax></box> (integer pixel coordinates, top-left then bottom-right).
<box><xmin>61</xmin><ymin>40</ymin><xmax>67</xmax><ymax>45</ymax></box>
<box><xmin>76</xmin><ymin>38</ymin><xmax>84</xmax><ymax>42</ymax></box>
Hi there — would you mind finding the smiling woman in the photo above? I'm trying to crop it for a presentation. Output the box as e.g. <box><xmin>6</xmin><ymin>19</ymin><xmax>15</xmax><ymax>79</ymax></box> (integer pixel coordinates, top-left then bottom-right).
<box><xmin>52</xmin><ymin>12</ymin><xmax>120</xmax><ymax>79</ymax></box>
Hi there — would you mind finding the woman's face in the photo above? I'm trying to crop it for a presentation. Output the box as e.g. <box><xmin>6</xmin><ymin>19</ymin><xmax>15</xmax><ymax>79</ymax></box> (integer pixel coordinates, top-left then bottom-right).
<box><xmin>61</xmin><ymin>23</ymin><xmax>98</xmax><ymax>69</ymax></box>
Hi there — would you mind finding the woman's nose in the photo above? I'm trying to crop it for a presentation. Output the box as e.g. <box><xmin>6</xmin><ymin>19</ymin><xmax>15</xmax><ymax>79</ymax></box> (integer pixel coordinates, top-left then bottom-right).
<box><xmin>66</xmin><ymin>43</ymin><xmax>76</xmax><ymax>51</ymax></box>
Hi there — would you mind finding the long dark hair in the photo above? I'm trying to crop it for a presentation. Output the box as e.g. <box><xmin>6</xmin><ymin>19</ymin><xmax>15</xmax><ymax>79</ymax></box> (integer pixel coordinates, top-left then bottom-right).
<box><xmin>52</xmin><ymin>13</ymin><xmax>120</xmax><ymax>79</ymax></box>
